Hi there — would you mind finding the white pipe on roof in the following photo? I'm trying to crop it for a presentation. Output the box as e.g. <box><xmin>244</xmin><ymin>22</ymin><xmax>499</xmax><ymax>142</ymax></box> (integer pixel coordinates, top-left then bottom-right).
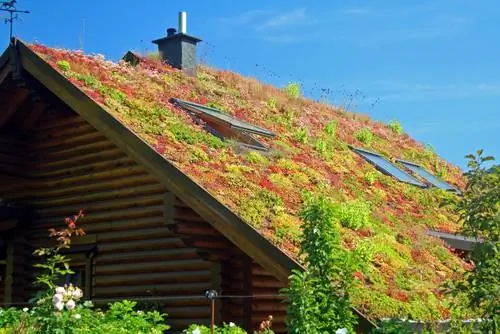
<box><xmin>179</xmin><ymin>11</ymin><xmax>187</xmax><ymax>34</ymax></box>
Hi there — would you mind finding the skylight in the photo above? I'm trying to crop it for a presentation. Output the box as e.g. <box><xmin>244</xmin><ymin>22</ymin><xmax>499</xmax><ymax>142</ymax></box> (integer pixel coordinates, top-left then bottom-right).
<box><xmin>396</xmin><ymin>159</ymin><xmax>457</xmax><ymax>191</ymax></box>
<box><xmin>170</xmin><ymin>98</ymin><xmax>275</xmax><ymax>150</ymax></box>
<box><xmin>350</xmin><ymin>147</ymin><xmax>427</xmax><ymax>187</ymax></box>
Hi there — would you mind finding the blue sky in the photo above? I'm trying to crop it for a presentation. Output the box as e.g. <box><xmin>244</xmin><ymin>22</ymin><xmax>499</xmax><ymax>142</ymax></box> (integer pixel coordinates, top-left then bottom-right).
<box><xmin>2</xmin><ymin>0</ymin><xmax>499</xmax><ymax>168</ymax></box>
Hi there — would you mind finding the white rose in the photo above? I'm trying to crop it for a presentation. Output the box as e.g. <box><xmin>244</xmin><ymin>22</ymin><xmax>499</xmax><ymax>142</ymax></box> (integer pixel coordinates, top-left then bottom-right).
<box><xmin>22</xmin><ymin>307</ymin><xmax>29</xmax><ymax>312</ymax></box>
<box><xmin>72</xmin><ymin>288</ymin><xmax>83</xmax><ymax>299</ymax></box>
<box><xmin>55</xmin><ymin>287</ymin><xmax>66</xmax><ymax>294</ymax></box>
<box><xmin>192</xmin><ymin>328</ymin><xmax>201</xmax><ymax>334</ymax></box>
<box><xmin>66</xmin><ymin>299</ymin><xmax>76</xmax><ymax>310</ymax></box>
<box><xmin>54</xmin><ymin>301</ymin><xmax>64</xmax><ymax>311</ymax></box>
<box><xmin>74</xmin><ymin>314</ymin><xmax>81</xmax><ymax>319</ymax></box>
<box><xmin>52</xmin><ymin>293</ymin><xmax>63</xmax><ymax>303</ymax></box>
<box><xmin>229</xmin><ymin>322</ymin><xmax>235</xmax><ymax>327</ymax></box>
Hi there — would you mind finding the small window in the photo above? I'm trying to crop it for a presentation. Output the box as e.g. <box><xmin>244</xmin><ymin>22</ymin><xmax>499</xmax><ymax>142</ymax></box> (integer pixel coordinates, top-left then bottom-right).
<box><xmin>396</xmin><ymin>159</ymin><xmax>457</xmax><ymax>192</ymax></box>
<box><xmin>170</xmin><ymin>98</ymin><xmax>275</xmax><ymax>151</ymax></box>
<box><xmin>350</xmin><ymin>146</ymin><xmax>427</xmax><ymax>187</ymax></box>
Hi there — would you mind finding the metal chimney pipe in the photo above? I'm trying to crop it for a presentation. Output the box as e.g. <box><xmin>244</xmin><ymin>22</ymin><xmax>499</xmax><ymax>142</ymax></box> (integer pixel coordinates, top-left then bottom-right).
<box><xmin>178</xmin><ymin>11</ymin><xmax>187</xmax><ymax>34</ymax></box>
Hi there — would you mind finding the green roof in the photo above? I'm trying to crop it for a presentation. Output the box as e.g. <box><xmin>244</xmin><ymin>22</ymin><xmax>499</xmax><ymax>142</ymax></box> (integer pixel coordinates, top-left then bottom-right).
<box><xmin>25</xmin><ymin>43</ymin><xmax>470</xmax><ymax>321</ymax></box>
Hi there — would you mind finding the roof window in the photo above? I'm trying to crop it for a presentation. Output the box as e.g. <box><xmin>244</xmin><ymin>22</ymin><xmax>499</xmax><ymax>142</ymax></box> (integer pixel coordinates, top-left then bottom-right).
<box><xmin>350</xmin><ymin>146</ymin><xmax>427</xmax><ymax>187</ymax></box>
<box><xmin>396</xmin><ymin>159</ymin><xmax>457</xmax><ymax>192</ymax></box>
<box><xmin>170</xmin><ymin>98</ymin><xmax>275</xmax><ymax>151</ymax></box>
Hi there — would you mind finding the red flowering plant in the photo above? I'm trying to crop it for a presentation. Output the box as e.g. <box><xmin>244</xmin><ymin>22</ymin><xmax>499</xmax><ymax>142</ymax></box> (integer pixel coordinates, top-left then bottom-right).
<box><xmin>33</xmin><ymin>210</ymin><xmax>85</xmax><ymax>291</ymax></box>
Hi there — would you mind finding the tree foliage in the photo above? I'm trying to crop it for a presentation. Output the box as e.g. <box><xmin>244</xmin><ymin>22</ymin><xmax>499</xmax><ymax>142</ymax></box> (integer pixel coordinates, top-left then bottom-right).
<box><xmin>447</xmin><ymin>150</ymin><xmax>499</xmax><ymax>332</ymax></box>
<box><xmin>283</xmin><ymin>194</ymin><xmax>360</xmax><ymax>333</ymax></box>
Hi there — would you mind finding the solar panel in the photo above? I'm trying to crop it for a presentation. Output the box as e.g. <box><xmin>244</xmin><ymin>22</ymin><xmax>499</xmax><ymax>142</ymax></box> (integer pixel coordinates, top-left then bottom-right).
<box><xmin>170</xmin><ymin>98</ymin><xmax>275</xmax><ymax>138</ymax></box>
<box><xmin>396</xmin><ymin>159</ymin><xmax>457</xmax><ymax>191</ymax></box>
<box><xmin>350</xmin><ymin>147</ymin><xmax>427</xmax><ymax>187</ymax></box>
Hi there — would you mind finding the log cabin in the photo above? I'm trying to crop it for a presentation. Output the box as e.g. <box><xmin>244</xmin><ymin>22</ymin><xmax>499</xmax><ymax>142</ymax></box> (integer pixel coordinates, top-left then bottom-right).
<box><xmin>0</xmin><ymin>13</ymin><xmax>469</xmax><ymax>333</ymax></box>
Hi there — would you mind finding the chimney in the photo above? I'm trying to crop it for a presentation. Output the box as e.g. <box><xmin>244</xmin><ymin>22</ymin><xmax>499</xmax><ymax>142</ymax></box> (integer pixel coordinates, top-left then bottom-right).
<box><xmin>152</xmin><ymin>11</ymin><xmax>202</xmax><ymax>76</ymax></box>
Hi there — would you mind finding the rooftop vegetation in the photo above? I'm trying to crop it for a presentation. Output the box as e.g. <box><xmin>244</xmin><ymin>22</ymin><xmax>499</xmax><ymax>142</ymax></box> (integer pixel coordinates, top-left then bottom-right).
<box><xmin>32</xmin><ymin>44</ymin><xmax>469</xmax><ymax>321</ymax></box>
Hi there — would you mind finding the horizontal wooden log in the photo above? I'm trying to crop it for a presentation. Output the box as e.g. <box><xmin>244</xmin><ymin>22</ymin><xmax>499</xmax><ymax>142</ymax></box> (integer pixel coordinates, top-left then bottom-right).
<box><xmin>33</xmin><ymin>204</ymin><xmax>164</xmax><ymax>226</ymax></box>
<box><xmin>97</xmin><ymin>248</ymin><xmax>198</xmax><ymax>264</ymax></box>
<box><xmin>29</xmin><ymin>156</ymin><xmax>135</xmax><ymax>179</ymax></box>
<box><xmin>251</xmin><ymin>301</ymin><xmax>286</xmax><ymax>312</ymax></box>
<box><xmin>12</xmin><ymin>174</ymin><xmax>157</xmax><ymax>199</ymax></box>
<box><xmin>96</xmin><ymin>259</ymin><xmax>210</xmax><ymax>275</ymax></box>
<box><xmin>252</xmin><ymin>277</ymin><xmax>283</xmax><ymax>289</ymax></box>
<box><xmin>31</xmin><ymin>140</ymin><xmax>117</xmax><ymax>163</ymax></box>
<box><xmin>29</xmin><ymin>184</ymin><xmax>165</xmax><ymax>208</ymax></box>
<box><xmin>174</xmin><ymin>222</ymin><xmax>220</xmax><ymax>237</ymax></box>
<box><xmin>95</xmin><ymin>270</ymin><xmax>211</xmax><ymax>286</ymax></box>
<box><xmin>31</xmin><ymin>147</ymin><xmax>125</xmax><ymax>171</ymax></box>
<box><xmin>35</xmin><ymin>194</ymin><xmax>164</xmax><ymax>219</ymax></box>
<box><xmin>33</xmin><ymin>127</ymin><xmax>106</xmax><ymax>150</ymax></box>
<box><xmin>96</xmin><ymin>227</ymin><xmax>175</xmax><ymax>242</ymax></box>
<box><xmin>164</xmin><ymin>306</ymin><xmax>210</xmax><ymax>318</ymax></box>
<box><xmin>95</xmin><ymin>237</ymin><xmax>185</xmax><ymax>253</ymax></box>
<box><xmin>35</xmin><ymin>114</ymin><xmax>87</xmax><ymax>132</ymax></box>
<box><xmin>93</xmin><ymin>282</ymin><xmax>211</xmax><ymax>297</ymax></box>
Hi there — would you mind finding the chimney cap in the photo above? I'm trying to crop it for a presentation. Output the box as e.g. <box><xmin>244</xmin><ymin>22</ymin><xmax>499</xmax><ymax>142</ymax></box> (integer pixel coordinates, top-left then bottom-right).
<box><xmin>167</xmin><ymin>28</ymin><xmax>176</xmax><ymax>37</ymax></box>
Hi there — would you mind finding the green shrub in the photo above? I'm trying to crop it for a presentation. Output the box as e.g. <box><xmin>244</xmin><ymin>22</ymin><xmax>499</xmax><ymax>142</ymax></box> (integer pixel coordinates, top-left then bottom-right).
<box><xmin>56</xmin><ymin>60</ymin><xmax>71</xmax><ymax>72</ymax></box>
<box><xmin>339</xmin><ymin>199</ymin><xmax>372</xmax><ymax>230</ymax></box>
<box><xmin>283</xmin><ymin>194</ymin><xmax>359</xmax><ymax>333</ymax></box>
<box><xmin>355</xmin><ymin>128</ymin><xmax>374</xmax><ymax>145</ymax></box>
<box><xmin>284</xmin><ymin>82</ymin><xmax>301</xmax><ymax>99</ymax></box>
<box><xmin>388</xmin><ymin>120</ymin><xmax>404</xmax><ymax>135</ymax></box>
